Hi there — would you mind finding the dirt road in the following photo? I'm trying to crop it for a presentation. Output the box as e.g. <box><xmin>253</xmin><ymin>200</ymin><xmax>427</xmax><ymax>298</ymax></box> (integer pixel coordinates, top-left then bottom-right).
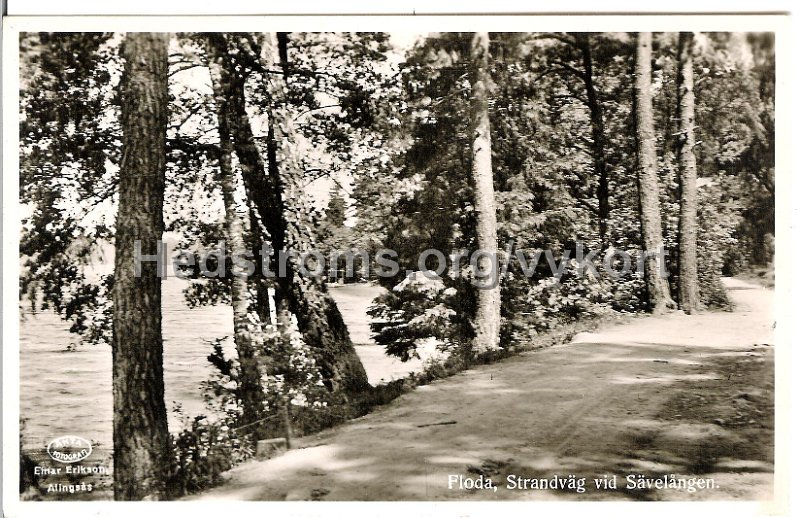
<box><xmin>190</xmin><ymin>279</ymin><xmax>774</xmax><ymax>501</ymax></box>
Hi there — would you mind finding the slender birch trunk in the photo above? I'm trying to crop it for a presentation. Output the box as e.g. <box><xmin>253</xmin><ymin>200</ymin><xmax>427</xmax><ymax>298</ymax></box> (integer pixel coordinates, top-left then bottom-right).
<box><xmin>469</xmin><ymin>32</ymin><xmax>502</xmax><ymax>353</ymax></box>
<box><xmin>206</xmin><ymin>39</ymin><xmax>266</xmax><ymax>428</ymax></box>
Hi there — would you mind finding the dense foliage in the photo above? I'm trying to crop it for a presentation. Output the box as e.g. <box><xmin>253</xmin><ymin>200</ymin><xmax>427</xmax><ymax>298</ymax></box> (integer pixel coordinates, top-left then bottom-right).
<box><xmin>18</xmin><ymin>31</ymin><xmax>774</xmax><ymax>497</ymax></box>
<box><xmin>358</xmin><ymin>32</ymin><xmax>774</xmax><ymax>359</ymax></box>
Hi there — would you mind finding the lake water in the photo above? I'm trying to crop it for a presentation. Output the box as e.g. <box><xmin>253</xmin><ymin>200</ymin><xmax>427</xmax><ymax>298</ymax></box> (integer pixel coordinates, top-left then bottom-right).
<box><xmin>19</xmin><ymin>280</ymin><xmax>423</xmax><ymax>450</ymax></box>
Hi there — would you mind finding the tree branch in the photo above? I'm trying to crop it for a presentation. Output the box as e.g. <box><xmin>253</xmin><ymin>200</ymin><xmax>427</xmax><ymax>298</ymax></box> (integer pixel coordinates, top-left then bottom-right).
<box><xmin>551</xmin><ymin>60</ymin><xmax>586</xmax><ymax>80</ymax></box>
<box><xmin>532</xmin><ymin>33</ymin><xmax>578</xmax><ymax>47</ymax></box>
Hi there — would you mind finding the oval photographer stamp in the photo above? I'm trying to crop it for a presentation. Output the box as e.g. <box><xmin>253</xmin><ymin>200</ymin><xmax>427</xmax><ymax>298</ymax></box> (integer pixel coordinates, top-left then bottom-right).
<box><xmin>46</xmin><ymin>436</ymin><xmax>93</xmax><ymax>464</ymax></box>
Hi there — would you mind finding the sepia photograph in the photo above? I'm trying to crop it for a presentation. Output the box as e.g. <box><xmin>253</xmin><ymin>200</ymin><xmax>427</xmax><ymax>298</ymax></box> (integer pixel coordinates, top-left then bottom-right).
<box><xmin>2</xmin><ymin>12</ymin><xmax>790</xmax><ymax>514</ymax></box>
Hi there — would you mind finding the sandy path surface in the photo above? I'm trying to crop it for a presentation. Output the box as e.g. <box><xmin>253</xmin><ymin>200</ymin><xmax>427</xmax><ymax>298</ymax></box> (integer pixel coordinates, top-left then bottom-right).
<box><xmin>190</xmin><ymin>279</ymin><xmax>774</xmax><ymax>501</ymax></box>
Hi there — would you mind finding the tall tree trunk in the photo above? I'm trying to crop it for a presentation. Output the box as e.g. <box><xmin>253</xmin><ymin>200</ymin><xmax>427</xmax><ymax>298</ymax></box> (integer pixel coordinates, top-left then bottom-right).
<box><xmin>469</xmin><ymin>32</ymin><xmax>501</xmax><ymax>353</ymax></box>
<box><xmin>676</xmin><ymin>32</ymin><xmax>700</xmax><ymax>314</ymax></box>
<box><xmin>112</xmin><ymin>32</ymin><xmax>171</xmax><ymax>501</ymax></box>
<box><xmin>207</xmin><ymin>40</ymin><xmax>266</xmax><ymax>428</ymax></box>
<box><xmin>249</xmin><ymin>208</ymin><xmax>279</xmax><ymax>328</ymax></box>
<box><xmin>204</xmin><ymin>34</ymin><xmax>370</xmax><ymax>397</ymax></box>
<box><xmin>633</xmin><ymin>32</ymin><xmax>676</xmax><ymax>314</ymax></box>
<box><xmin>575</xmin><ymin>33</ymin><xmax>610</xmax><ymax>251</ymax></box>
<box><xmin>261</xmin><ymin>32</ymin><xmax>370</xmax><ymax>394</ymax></box>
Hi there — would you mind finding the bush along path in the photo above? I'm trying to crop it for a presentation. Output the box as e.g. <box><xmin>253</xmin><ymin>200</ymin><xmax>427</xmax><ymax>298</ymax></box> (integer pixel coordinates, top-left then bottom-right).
<box><xmin>187</xmin><ymin>277</ymin><xmax>773</xmax><ymax>501</ymax></box>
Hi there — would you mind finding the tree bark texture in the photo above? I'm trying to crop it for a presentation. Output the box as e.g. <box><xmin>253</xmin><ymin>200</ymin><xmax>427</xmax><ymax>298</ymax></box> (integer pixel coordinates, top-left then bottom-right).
<box><xmin>633</xmin><ymin>32</ymin><xmax>676</xmax><ymax>314</ymax></box>
<box><xmin>677</xmin><ymin>31</ymin><xmax>700</xmax><ymax>314</ymax></box>
<box><xmin>469</xmin><ymin>32</ymin><xmax>502</xmax><ymax>353</ymax></box>
<box><xmin>112</xmin><ymin>32</ymin><xmax>172</xmax><ymax>501</ymax></box>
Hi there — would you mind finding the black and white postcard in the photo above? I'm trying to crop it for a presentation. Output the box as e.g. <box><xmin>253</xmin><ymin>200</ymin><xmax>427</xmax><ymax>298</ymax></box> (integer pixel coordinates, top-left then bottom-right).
<box><xmin>2</xmin><ymin>11</ymin><xmax>793</xmax><ymax>518</ymax></box>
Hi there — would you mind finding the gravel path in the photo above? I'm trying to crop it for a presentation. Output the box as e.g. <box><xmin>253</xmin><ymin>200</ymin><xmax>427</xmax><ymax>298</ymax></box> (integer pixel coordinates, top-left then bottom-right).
<box><xmin>191</xmin><ymin>279</ymin><xmax>774</xmax><ymax>501</ymax></box>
